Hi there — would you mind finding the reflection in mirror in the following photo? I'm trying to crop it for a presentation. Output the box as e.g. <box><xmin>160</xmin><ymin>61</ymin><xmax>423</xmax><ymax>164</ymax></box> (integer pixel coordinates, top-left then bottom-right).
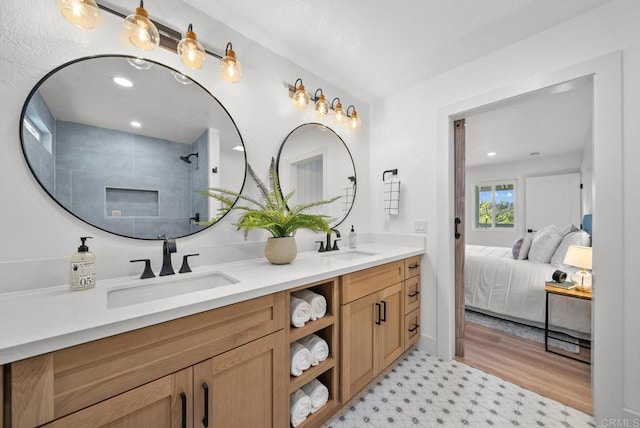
<box><xmin>277</xmin><ymin>123</ymin><xmax>356</xmax><ymax>228</ymax></box>
<box><xmin>21</xmin><ymin>55</ymin><xmax>246</xmax><ymax>240</ymax></box>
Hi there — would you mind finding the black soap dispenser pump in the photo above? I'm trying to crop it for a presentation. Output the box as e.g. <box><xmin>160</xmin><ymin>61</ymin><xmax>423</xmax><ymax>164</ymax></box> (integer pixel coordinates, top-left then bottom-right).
<box><xmin>70</xmin><ymin>237</ymin><xmax>96</xmax><ymax>290</ymax></box>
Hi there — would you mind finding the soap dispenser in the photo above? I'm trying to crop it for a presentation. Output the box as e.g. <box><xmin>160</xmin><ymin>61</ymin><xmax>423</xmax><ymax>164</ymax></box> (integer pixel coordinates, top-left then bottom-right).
<box><xmin>70</xmin><ymin>237</ymin><xmax>96</xmax><ymax>291</ymax></box>
<box><xmin>348</xmin><ymin>225</ymin><xmax>357</xmax><ymax>249</ymax></box>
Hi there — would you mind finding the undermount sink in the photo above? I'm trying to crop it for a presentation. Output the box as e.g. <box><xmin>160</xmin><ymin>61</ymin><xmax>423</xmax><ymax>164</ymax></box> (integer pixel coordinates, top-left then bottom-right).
<box><xmin>107</xmin><ymin>272</ymin><xmax>239</xmax><ymax>308</ymax></box>
<box><xmin>323</xmin><ymin>250</ymin><xmax>378</xmax><ymax>261</ymax></box>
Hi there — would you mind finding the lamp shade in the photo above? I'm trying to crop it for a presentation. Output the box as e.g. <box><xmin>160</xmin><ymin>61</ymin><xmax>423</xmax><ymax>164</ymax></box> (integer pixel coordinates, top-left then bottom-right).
<box><xmin>57</xmin><ymin>0</ymin><xmax>100</xmax><ymax>29</ymax></box>
<box><xmin>563</xmin><ymin>245</ymin><xmax>592</xmax><ymax>270</ymax></box>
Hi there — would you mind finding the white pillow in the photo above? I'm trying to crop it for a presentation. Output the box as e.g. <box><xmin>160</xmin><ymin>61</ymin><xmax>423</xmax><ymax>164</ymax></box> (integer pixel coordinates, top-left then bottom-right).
<box><xmin>518</xmin><ymin>233</ymin><xmax>533</xmax><ymax>260</ymax></box>
<box><xmin>551</xmin><ymin>230</ymin><xmax>591</xmax><ymax>268</ymax></box>
<box><xmin>559</xmin><ymin>224</ymin><xmax>580</xmax><ymax>236</ymax></box>
<box><xmin>528</xmin><ymin>228</ymin><xmax>563</xmax><ymax>263</ymax></box>
<box><xmin>534</xmin><ymin>224</ymin><xmax>558</xmax><ymax>239</ymax></box>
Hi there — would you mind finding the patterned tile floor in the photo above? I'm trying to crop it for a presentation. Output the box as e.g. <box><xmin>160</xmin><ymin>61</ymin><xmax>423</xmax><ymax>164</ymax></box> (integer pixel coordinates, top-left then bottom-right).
<box><xmin>324</xmin><ymin>349</ymin><xmax>595</xmax><ymax>428</ymax></box>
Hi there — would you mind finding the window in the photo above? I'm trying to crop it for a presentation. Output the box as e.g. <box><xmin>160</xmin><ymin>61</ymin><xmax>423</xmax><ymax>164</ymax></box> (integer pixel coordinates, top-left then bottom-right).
<box><xmin>475</xmin><ymin>182</ymin><xmax>515</xmax><ymax>229</ymax></box>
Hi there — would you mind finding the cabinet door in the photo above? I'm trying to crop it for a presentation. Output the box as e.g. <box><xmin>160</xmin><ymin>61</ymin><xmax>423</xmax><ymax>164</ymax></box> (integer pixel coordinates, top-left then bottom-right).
<box><xmin>193</xmin><ymin>331</ymin><xmax>286</xmax><ymax>428</ymax></box>
<box><xmin>341</xmin><ymin>292</ymin><xmax>379</xmax><ymax>401</ymax></box>
<box><xmin>44</xmin><ymin>368</ymin><xmax>193</xmax><ymax>428</ymax></box>
<box><xmin>378</xmin><ymin>282</ymin><xmax>404</xmax><ymax>370</ymax></box>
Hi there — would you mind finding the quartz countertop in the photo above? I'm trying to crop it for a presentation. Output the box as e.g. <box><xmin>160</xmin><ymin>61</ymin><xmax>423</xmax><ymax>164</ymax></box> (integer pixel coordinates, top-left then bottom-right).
<box><xmin>0</xmin><ymin>243</ymin><xmax>423</xmax><ymax>364</ymax></box>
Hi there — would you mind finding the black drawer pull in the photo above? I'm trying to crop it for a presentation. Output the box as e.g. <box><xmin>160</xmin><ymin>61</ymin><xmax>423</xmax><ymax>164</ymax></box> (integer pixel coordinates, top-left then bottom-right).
<box><xmin>375</xmin><ymin>303</ymin><xmax>381</xmax><ymax>325</ymax></box>
<box><xmin>408</xmin><ymin>324</ymin><xmax>420</xmax><ymax>333</ymax></box>
<box><xmin>408</xmin><ymin>291</ymin><xmax>420</xmax><ymax>298</ymax></box>
<box><xmin>180</xmin><ymin>392</ymin><xmax>187</xmax><ymax>428</ymax></box>
<box><xmin>202</xmin><ymin>382</ymin><xmax>209</xmax><ymax>427</ymax></box>
<box><xmin>381</xmin><ymin>300</ymin><xmax>387</xmax><ymax>322</ymax></box>
<box><xmin>408</xmin><ymin>263</ymin><xmax>420</xmax><ymax>270</ymax></box>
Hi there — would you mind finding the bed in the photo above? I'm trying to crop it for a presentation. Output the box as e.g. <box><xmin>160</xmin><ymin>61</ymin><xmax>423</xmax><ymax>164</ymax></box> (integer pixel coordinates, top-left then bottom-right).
<box><xmin>464</xmin><ymin>216</ymin><xmax>592</xmax><ymax>339</ymax></box>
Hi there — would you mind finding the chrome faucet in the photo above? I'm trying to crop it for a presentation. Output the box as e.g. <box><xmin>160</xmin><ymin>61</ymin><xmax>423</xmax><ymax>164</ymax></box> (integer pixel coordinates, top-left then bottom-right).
<box><xmin>325</xmin><ymin>228</ymin><xmax>341</xmax><ymax>251</ymax></box>
<box><xmin>159</xmin><ymin>235</ymin><xmax>177</xmax><ymax>276</ymax></box>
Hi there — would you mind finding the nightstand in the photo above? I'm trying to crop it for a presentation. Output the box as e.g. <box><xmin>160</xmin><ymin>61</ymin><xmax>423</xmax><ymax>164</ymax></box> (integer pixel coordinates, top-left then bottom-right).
<box><xmin>544</xmin><ymin>284</ymin><xmax>592</xmax><ymax>364</ymax></box>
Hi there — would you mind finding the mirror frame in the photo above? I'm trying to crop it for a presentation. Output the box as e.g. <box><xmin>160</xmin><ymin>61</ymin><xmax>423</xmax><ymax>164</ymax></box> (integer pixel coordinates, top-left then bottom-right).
<box><xmin>276</xmin><ymin>122</ymin><xmax>356</xmax><ymax>228</ymax></box>
<box><xmin>19</xmin><ymin>54</ymin><xmax>247</xmax><ymax>240</ymax></box>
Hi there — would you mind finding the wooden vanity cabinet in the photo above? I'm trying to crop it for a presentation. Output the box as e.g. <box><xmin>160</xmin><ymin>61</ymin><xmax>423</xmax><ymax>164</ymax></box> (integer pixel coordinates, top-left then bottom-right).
<box><xmin>403</xmin><ymin>255</ymin><xmax>422</xmax><ymax>350</ymax></box>
<box><xmin>6</xmin><ymin>292</ymin><xmax>285</xmax><ymax>428</ymax></box>
<box><xmin>340</xmin><ymin>261</ymin><xmax>406</xmax><ymax>400</ymax></box>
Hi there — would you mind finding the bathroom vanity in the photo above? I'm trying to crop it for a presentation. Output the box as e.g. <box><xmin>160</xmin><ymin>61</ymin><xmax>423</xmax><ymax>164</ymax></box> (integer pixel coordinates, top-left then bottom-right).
<box><xmin>1</xmin><ymin>244</ymin><xmax>422</xmax><ymax>428</ymax></box>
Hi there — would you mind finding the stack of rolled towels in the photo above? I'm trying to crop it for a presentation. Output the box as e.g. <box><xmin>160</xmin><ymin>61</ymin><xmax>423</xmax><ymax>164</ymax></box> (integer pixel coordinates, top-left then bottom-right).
<box><xmin>290</xmin><ymin>334</ymin><xmax>329</xmax><ymax>376</ymax></box>
<box><xmin>290</xmin><ymin>379</ymin><xmax>330</xmax><ymax>427</ymax></box>
<box><xmin>290</xmin><ymin>290</ymin><xmax>327</xmax><ymax>327</ymax></box>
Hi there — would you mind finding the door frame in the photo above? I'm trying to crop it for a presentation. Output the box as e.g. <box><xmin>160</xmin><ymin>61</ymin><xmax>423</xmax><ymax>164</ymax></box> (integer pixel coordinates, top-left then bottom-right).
<box><xmin>435</xmin><ymin>51</ymin><xmax>623</xmax><ymax>420</ymax></box>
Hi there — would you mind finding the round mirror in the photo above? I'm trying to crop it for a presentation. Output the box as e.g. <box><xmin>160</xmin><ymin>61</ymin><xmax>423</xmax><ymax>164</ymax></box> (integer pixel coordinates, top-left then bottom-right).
<box><xmin>276</xmin><ymin>123</ymin><xmax>356</xmax><ymax>228</ymax></box>
<box><xmin>20</xmin><ymin>55</ymin><xmax>246</xmax><ymax>240</ymax></box>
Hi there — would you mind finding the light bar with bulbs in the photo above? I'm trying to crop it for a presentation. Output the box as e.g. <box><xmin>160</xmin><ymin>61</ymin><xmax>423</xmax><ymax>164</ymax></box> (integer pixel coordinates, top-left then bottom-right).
<box><xmin>288</xmin><ymin>79</ymin><xmax>362</xmax><ymax>131</ymax></box>
<box><xmin>56</xmin><ymin>0</ymin><xmax>242</xmax><ymax>82</ymax></box>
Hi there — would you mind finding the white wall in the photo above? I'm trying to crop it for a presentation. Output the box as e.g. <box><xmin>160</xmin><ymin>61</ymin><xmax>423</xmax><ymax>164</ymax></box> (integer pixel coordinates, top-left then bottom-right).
<box><xmin>370</xmin><ymin>0</ymin><xmax>639</xmax><ymax>422</ymax></box>
<box><xmin>0</xmin><ymin>0</ymin><xmax>371</xmax><ymax>293</ymax></box>
<box><xmin>465</xmin><ymin>153</ymin><xmax>582</xmax><ymax>247</ymax></box>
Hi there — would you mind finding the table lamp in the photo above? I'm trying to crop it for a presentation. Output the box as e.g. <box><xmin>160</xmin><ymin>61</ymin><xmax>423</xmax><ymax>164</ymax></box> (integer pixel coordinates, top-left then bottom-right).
<box><xmin>563</xmin><ymin>245</ymin><xmax>593</xmax><ymax>292</ymax></box>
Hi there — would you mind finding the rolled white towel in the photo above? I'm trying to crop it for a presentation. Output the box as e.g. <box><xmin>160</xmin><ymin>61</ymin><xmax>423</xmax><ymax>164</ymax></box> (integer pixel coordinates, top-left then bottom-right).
<box><xmin>293</xmin><ymin>289</ymin><xmax>327</xmax><ymax>320</ymax></box>
<box><xmin>301</xmin><ymin>379</ymin><xmax>329</xmax><ymax>414</ymax></box>
<box><xmin>290</xmin><ymin>296</ymin><xmax>312</xmax><ymax>327</ymax></box>
<box><xmin>298</xmin><ymin>334</ymin><xmax>329</xmax><ymax>366</ymax></box>
<box><xmin>290</xmin><ymin>389</ymin><xmax>312</xmax><ymax>427</ymax></box>
<box><xmin>290</xmin><ymin>341</ymin><xmax>313</xmax><ymax>376</ymax></box>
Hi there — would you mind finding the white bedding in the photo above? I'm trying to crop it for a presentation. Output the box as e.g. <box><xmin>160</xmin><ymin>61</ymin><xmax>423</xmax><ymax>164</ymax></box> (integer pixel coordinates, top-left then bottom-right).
<box><xmin>465</xmin><ymin>245</ymin><xmax>591</xmax><ymax>337</ymax></box>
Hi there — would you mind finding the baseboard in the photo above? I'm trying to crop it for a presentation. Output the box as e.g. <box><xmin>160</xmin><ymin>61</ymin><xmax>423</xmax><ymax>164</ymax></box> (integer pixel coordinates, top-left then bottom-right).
<box><xmin>416</xmin><ymin>333</ymin><xmax>437</xmax><ymax>355</ymax></box>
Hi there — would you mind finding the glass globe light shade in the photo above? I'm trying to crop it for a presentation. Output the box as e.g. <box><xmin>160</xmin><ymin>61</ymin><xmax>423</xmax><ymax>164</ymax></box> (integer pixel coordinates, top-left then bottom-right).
<box><xmin>57</xmin><ymin>0</ymin><xmax>100</xmax><ymax>29</ymax></box>
<box><xmin>333</xmin><ymin>102</ymin><xmax>347</xmax><ymax>124</ymax></box>
<box><xmin>220</xmin><ymin>47</ymin><xmax>242</xmax><ymax>83</ymax></box>
<box><xmin>292</xmin><ymin>84</ymin><xmax>310</xmax><ymax>110</ymax></box>
<box><xmin>177</xmin><ymin>28</ymin><xmax>205</xmax><ymax>69</ymax></box>
<box><xmin>348</xmin><ymin>110</ymin><xmax>362</xmax><ymax>131</ymax></box>
<box><xmin>124</xmin><ymin>6</ymin><xmax>160</xmax><ymax>51</ymax></box>
<box><xmin>315</xmin><ymin>94</ymin><xmax>329</xmax><ymax>117</ymax></box>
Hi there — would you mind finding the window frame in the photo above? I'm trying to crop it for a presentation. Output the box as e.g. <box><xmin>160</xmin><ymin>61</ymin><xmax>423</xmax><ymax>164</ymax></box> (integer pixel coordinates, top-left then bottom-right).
<box><xmin>473</xmin><ymin>180</ymin><xmax>516</xmax><ymax>231</ymax></box>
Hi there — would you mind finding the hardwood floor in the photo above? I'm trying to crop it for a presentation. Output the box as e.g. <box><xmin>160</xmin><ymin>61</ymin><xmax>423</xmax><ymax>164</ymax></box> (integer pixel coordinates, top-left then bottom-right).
<box><xmin>456</xmin><ymin>321</ymin><xmax>592</xmax><ymax>415</ymax></box>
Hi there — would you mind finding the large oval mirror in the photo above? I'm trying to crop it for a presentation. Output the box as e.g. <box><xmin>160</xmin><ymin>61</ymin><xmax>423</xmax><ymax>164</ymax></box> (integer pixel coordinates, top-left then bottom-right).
<box><xmin>21</xmin><ymin>55</ymin><xmax>246</xmax><ymax>240</ymax></box>
<box><xmin>276</xmin><ymin>123</ymin><xmax>356</xmax><ymax>228</ymax></box>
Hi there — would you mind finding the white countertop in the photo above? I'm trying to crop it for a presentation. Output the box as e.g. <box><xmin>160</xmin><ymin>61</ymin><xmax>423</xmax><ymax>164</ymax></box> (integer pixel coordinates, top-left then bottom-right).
<box><xmin>0</xmin><ymin>243</ymin><xmax>423</xmax><ymax>365</ymax></box>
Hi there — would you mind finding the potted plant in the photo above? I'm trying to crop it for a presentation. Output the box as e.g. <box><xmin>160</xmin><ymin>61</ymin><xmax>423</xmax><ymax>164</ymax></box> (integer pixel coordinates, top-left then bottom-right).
<box><xmin>202</xmin><ymin>158</ymin><xmax>340</xmax><ymax>264</ymax></box>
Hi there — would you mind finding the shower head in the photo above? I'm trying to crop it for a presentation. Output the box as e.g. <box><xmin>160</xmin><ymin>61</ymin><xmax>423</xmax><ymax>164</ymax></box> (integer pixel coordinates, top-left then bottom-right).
<box><xmin>180</xmin><ymin>153</ymin><xmax>198</xmax><ymax>164</ymax></box>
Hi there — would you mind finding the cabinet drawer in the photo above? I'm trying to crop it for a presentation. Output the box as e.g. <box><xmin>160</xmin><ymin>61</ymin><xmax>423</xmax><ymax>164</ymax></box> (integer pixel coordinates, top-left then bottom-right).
<box><xmin>340</xmin><ymin>261</ymin><xmax>404</xmax><ymax>304</ymax></box>
<box><xmin>9</xmin><ymin>292</ymin><xmax>285</xmax><ymax>426</ymax></box>
<box><xmin>404</xmin><ymin>256</ymin><xmax>421</xmax><ymax>279</ymax></box>
<box><xmin>404</xmin><ymin>275</ymin><xmax>421</xmax><ymax>315</ymax></box>
<box><xmin>404</xmin><ymin>308</ymin><xmax>421</xmax><ymax>350</ymax></box>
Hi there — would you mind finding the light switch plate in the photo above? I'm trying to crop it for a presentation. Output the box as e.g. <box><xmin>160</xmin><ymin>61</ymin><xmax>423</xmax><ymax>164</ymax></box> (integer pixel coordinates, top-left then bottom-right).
<box><xmin>414</xmin><ymin>220</ymin><xmax>427</xmax><ymax>233</ymax></box>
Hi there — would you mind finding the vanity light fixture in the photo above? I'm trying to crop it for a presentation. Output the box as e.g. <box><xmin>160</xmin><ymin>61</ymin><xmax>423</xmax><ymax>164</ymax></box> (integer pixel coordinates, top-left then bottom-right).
<box><xmin>346</xmin><ymin>105</ymin><xmax>361</xmax><ymax>131</ymax></box>
<box><xmin>177</xmin><ymin>24</ymin><xmax>206</xmax><ymax>69</ymax></box>
<box><xmin>123</xmin><ymin>0</ymin><xmax>160</xmax><ymax>51</ymax></box>
<box><xmin>332</xmin><ymin>98</ymin><xmax>347</xmax><ymax>124</ymax></box>
<box><xmin>57</xmin><ymin>0</ymin><xmax>101</xmax><ymax>29</ymax></box>
<box><xmin>57</xmin><ymin>1</ymin><xmax>242</xmax><ymax>83</ymax></box>
<box><xmin>220</xmin><ymin>43</ymin><xmax>242</xmax><ymax>83</ymax></box>
<box><xmin>314</xmin><ymin>89</ymin><xmax>329</xmax><ymax>117</ymax></box>
<box><xmin>291</xmin><ymin>79</ymin><xmax>311</xmax><ymax>110</ymax></box>
<box><xmin>171</xmin><ymin>71</ymin><xmax>193</xmax><ymax>85</ymax></box>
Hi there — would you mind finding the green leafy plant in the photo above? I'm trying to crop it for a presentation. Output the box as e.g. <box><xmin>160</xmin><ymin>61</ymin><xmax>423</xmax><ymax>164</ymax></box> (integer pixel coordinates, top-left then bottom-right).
<box><xmin>201</xmin><ymin>158</ymin><xmax>340</xmax><ymax>238</ymax></box>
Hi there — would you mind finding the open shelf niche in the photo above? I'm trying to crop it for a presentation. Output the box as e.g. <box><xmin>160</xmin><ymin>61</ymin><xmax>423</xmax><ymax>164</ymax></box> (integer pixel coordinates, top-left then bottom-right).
<box><xmin>286</xmin><ymin>277</ymin><xmax>341</xmax><ymax>428</ymax></box>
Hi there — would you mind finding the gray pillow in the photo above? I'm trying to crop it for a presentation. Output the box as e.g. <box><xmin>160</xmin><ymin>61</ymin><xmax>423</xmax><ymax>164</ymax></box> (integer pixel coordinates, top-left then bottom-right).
<box><xmin>528</xmin><ymin>228</ymin><xmax>563</xmax><ymax>263</ymax></box>
<box><xmin>551</xmin><ymin>230</ymin><xmax>591</xmax><ymax>268</ymax></box>
<box><xmin>559</xmin><ymin>224</ymin><xmax>580</xmax><ymax>236</ymax></box>
<box><xmin>512</xmin><ymin>236</ymin><xmax>524</xmax><ymax>259</ymax></box>
<box><xmin>518</xmin><ymin>233</ymin><xmax>533</xmax><ymax>260</ymax></box>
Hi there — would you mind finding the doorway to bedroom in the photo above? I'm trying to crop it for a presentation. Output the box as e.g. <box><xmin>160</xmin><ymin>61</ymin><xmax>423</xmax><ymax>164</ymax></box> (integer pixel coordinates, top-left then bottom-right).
<box><xmin>453</xmin><ymin>76</ymin><xmax>594</xmax><ymax>414</ymax></box>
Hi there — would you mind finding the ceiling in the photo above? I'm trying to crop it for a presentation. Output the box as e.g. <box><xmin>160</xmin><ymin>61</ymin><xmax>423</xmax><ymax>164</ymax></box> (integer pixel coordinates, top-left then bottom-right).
<box><xmin>184</xmin><ymin>0</ymin><xmax>611</xmax><ymax>101</ymax></box>
<box><xmin>465</xmin><ymin>77</ymin><xmax>593</xmax><ymax>168</ymax></box>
